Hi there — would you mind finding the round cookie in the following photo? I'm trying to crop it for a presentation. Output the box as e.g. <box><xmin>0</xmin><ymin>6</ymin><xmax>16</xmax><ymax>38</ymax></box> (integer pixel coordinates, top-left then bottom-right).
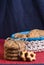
<box><xmin>39</xmin><ymin>30</ymin><xmax>44</xmax><ymax>36</ymax></box>
<box><xmin>15</xmin><ymin>40</ymin><xmax>26</xmax><ymax>51</ymax></box>
<box><xmin>27</xmin><ymin>29</ymin><xmax>40</xmax><ymax>38</ymax></box>
<box><xmin>4</xmin><ymin>38</ymin><xmax>20</xmax><ymax>49</ymax></box>
<box><xmin>15</xmin><ymin>33</ymin><xmax>22</xmax><ymax>38</ymax></box>
<box><xmin>5</xmin><ymin>56</ymin><xmax>19</xmax><ymax>60</ymax></box>
<box><xmin>6</xmin><ymin>50</ymin><xmax>19</xmax><ymax>54</ymax></box>
<box><xmin>15</xmin><ymin>33</ymin><xmax>27</xmax><ymax>38</ymax></box>
<box><xmin>6</xmin><ymin>53</ymin><xmax>19</xmax><ymax>57</ymax></box>
<box><xmin>5</xmin><ymin>48</ymin><xmax>19</xmax><ymax>51</ymax></box>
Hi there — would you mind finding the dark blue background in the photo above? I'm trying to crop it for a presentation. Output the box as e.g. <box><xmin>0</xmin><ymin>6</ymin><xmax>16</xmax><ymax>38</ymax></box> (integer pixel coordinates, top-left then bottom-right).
<box><xmin>0</xmin><ymin>0</ymin><xmax>44</xmax><ymax>38</ymax></box>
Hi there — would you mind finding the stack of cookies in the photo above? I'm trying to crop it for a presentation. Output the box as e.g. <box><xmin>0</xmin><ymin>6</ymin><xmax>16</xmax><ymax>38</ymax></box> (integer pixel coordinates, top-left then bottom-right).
<box><xmin>4</xmin><ymin>37</ymin><xmax>36</xmax><ymax>61</ymax></box>
<box><xmin>4</xmin><ymin>38</ymin><xmax>20</xmax><ymax>60</ymax></box>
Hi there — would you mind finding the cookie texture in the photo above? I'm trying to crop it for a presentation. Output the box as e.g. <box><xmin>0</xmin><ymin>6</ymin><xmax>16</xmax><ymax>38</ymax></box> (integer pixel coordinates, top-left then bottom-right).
<box><xmin>15</xmin><ymin>33</ymin><xmax>27</xmax><ymax>38</ymax></box>
<box><xmin>26</xmin><ymin>51</ymin><xmax>36</xmax><ymax>61</ymax></box>
<box><xmin>4</xmin><ymin>37</ymin><xmax>20</xmax><ymax>60</ymax></box>
<box><xmin>27</xmin><ymin>29</ymin><xmax>44</xmax><ymax>38</ymax></box>
<box><xmin>4</xmin><ymin>37</ymin><xmax>26</xmax><ymax>60</ymax></box>
<box><xmin>4</xmin><ymin>38</ymin><xmax>19</xmax><ymax>49</ymax></box>
<box><xmin>15</xmin><ymin>40</ymin><xmax>26</xmax><ymax>51</ymax></box>
<box><xmin>12</xmin><ymin>29</ymin><xmax>44</xmax><ymax>38</ymax></box>
<box><xmin>27</xmin><ymin>29</ymin><xmax>40</xmax><ymax>38</ymax></box>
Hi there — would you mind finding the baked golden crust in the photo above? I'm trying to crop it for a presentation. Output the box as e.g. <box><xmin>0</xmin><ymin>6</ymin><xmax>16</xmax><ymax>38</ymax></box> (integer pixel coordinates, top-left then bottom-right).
<box><xmin>15</xmin><ymin>40</ymin><xmax>26</xmax><ymax>51</ymax></box>
<box><xmin>6</xmin><ymin>53</ymin><xmax>19</xmax><ymax>57</ymax></box>
<box><xmin>19</xmin><ymin>51</ymin><xmax>36</xmax><ymax>61</ymax></box>
<box><xmin>6</xmin><ymin>50</ymin><xmax>19</xmax><ymax>54</ymax></box>
<box><xmin>4</xmin><ymin>38</ymin><xmax>20</xmax><ymax>49</ymax></box>
<box><xmin>15</xmin><ymin>33</ymin><xmax>27</xmax><ymax>38</ymax></box>
<box><xmin>20</xmin><ymin>50</ymin><xmax>27</xmax><ymax>61</ymax></box>
<box><xmin>26</xmin><ymin>51</ymin><xmax>36</xmax><ymax>61</ymax></box>
<box><xmin>4</xmin><ymin>56</ymin><xmax>19</xmax><ymax>60</ymax></box>
<box><xmin>27</xmin><ymin>29</ymin><xmax>44</xmax><ymax>38</ymax></box>
<box><xmin>4</xmin><ymin>38</ymin><xmax>26</xmax><ymax>60</ymax></box>
<box><xmin>27</xmin><ymin>29</ymin><xmax>40</xmax><ymax>38</ymax></box>
<box><xmin>4</xmin><ymin>38</ymin><xmax>20</xmax><ymax>60</ymax></box>
<box><xmin>14</xmin><ymin>29</ymin><xmax>44</xmax><ymax>38</ymax></box>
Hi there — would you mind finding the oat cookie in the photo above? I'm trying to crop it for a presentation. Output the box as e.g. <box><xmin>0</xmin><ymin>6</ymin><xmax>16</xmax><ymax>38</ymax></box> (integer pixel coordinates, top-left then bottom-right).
<box><xmin>27</xmin><ymin>29</ymin><xmax>40</xmax><ymax>38</ymax></box>
<box><xmin>4</xmin><ymin>38</ymin><xmax>20</xmax><ymax>49</ymax></box>
<box><xmin>6</xmin><ymin>50</ymin><xmax>19</xmax><ymax>54</ymax></box>
<box><xmin>6</xmin><ymin>53</ymin><xmax>19</xmax><ymax>57</ymax></box>
<box><xmin>15</xmin><ymin>33</ymin><xmax>27</xmax><ymax>38</ymax></box>
<box><xmin>5</xmin><ymin>56</ymin><xmax>19</xmax><ymax>60</ymax></box>
<box><xmin>4</xmin><ymin>38</ymin><xmax>20</xmax><ymax>60</ymax></box>
<box><xmin>15</xmin><ymin>40</ymin><xmax>26</xmax><ymax>51</ymax></box>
